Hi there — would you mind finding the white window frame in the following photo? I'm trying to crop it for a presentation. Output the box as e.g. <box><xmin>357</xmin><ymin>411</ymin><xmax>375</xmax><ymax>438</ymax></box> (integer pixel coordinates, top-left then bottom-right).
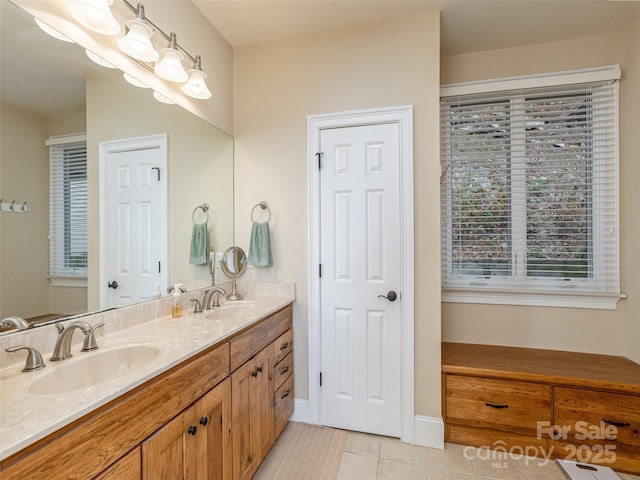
<box><xmin>47</xmin><ymin>133</ymin><xmax>88</xmax><ymax>287</ymax></box>
<box><xmin>440</xmin><ymin>66</ymin><xmax>622</xmax><ymax>310</ymax></box>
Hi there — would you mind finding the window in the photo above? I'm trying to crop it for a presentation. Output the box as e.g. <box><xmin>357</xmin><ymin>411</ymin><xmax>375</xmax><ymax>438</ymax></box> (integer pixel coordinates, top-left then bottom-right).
<box><xmin>48</xmin><ymin>134</ymin><xmax>88</xmax><ymax>284</ymax></box>
<box><xmin>440</xmin><ymin>68</ymin><xmax>620</xmax><ymax>309</ymax></box>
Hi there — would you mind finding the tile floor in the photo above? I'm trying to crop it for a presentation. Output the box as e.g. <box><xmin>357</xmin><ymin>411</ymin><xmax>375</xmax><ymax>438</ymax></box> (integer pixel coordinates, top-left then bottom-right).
<box><xmin>336</xmin><ymin>432</ymin><xmax>640</xmax><ymax>480</ymax></box>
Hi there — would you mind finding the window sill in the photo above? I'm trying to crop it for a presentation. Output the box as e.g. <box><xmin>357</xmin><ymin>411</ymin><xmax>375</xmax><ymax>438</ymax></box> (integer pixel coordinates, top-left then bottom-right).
<box><xmin>49</xmin><ymin>277</ymin><xmax>87</xmax><ymax>288</ymax></box>
<box><xmin>442</xmin><ymin>289</ymin><xmax>624</xmax><ymax>310</ymax></box>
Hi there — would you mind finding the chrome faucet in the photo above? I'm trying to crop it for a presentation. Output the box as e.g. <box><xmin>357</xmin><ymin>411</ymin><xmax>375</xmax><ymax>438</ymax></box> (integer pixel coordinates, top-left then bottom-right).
<box><xmin>1</xmin><ymin>316</ymin><xmax>30</xmax><ymax>331</ymax></box>
<box><xmin>203</xmin><ymin>287</ymin><xmax>227</xmax><ymax>309</ymax></box>
<box><xmin>50</xmin><ymin>321</ymin><xmax>103</xmax><ymax>361</ymax></box>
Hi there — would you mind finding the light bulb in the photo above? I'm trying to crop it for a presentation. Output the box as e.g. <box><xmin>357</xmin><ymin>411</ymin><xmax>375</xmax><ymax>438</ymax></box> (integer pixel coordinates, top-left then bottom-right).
<box><xmin>69</xmin><ymin>0</ymin><xmax>120</xmax><ymax>35</ymax></box>
<box><xmin>86</xmin><ymin>49</ymin><xmax>117</xmax><ymax>68</ymax></box>
<box><xmin>123</xmin><ymin>72</ymin><xmax>149</xmax><ymax>88</ymax></box>
<box><xmin>153</xmin><ymin>91</ymin><xmax>175</xmax><ymax>104</ymax></box>
<box><xmin>154</xmin><ymin>47</ymin><xmax>188</xmax><ymax>83</ymax></box>
<box><xmin>118</xmin><ymin>18</ymin><xmax>158</xmax><ymax>62</ymax></box>
<box><xmin>182</xmin><ymin>69</ymin><xmax>212</xmax><ymax>100</ymax></box>
<box><xmin>35</xmin><ymin>18</ymin><xmax>74</xmax><ymax>43</ymax></box>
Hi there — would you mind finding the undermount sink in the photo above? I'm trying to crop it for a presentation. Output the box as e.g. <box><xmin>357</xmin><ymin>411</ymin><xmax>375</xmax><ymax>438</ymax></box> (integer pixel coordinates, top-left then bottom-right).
<box><xmin>204</xmin><ymin>302</ymin><xmax>260</xmax><ymax>320</ymax></box>
<box><xmin>28</xmin><ymin>345</ymin><xmax>161</xmax><ymax>395</ymax></box>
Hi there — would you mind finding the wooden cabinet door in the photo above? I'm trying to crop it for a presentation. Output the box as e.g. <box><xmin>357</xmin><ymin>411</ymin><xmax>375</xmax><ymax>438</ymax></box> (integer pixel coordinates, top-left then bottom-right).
<box><xmin>141</xmin><ymin>408</ymin><xmax>197</xmax><ymax>480</ymax></box>
<box><xmin>232</xmin><ymin>346</ymin><xmax>275</xmax><ymax>480</ymax></box>
<box><xmin>251</xmin><ymin>347</ymin><xmax>275</xmax><ymax>461</ymax></box>
<box><xmin>195</xmin><ymin>378</ymin><xmax>232</xmax><ymax>480</ymax></box>
<box><xmin>232</xmin><ymin>358</ymin><xmax>256</xmax><ymax>480</ymax></box>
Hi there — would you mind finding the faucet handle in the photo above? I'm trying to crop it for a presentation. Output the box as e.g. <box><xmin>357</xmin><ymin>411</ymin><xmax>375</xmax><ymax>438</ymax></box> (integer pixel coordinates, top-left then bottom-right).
<box><xmin>82</xmin><ymin>322</ymin><xmax>105</xmax><ymax>352</ymax></box>
<box><xmin>5</xmin><ymin>346</ymin><xmax>46</xmax><ymax>372</ymax></box>
<box><xmin>190</xmin><ymin>298</ymin><xmax>204</xmax><ymax>314</ymax></box>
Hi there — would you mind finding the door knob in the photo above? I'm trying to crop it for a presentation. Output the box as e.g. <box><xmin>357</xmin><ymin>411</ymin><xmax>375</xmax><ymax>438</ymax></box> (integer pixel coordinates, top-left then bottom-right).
<box><xmin>108</xmin><ymin>281</ymin><xmax>119</xmax><ymax>289</ymax></box>
<box><xmin>378</xmin><ymin>291</ymin><xmax>397</xmax><ymax>302</ymax></box>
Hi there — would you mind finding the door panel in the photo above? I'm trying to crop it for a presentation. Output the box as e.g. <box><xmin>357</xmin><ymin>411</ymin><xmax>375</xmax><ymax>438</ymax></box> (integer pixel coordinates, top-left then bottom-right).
<box><xmin>320</xmin><ymin>123</ymin><xmax>402</xmax><ymax>437</ymax></box>
<box><xmin>103</xmin><ymin>139</ymin><xmax>167</xmax><ymax>309</ymax></box>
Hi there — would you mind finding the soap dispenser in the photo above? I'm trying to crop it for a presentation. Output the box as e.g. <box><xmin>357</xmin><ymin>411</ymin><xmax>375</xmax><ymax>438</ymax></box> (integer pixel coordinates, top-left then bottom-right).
<box><xmin>171</xmin><ymin>283</ymin><xmax>183</xmax><ymax>318</ymax></box>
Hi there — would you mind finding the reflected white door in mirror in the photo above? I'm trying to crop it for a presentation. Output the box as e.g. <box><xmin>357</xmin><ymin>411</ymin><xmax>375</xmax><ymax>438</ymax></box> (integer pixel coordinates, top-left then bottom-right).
<box><xmin>99</xmin><ymin>134</ymin><xmax>168</xmax><ymax>309</ymax></box>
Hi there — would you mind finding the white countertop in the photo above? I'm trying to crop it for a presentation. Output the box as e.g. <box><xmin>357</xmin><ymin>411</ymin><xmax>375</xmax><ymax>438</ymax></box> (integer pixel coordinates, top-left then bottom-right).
<box><xmin>0</xmin><ymin>295</ymin><xmax>294</xmax><ymax>461</ymax></box>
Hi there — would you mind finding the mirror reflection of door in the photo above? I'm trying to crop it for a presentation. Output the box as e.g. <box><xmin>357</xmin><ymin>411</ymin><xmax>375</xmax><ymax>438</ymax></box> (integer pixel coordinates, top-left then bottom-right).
<box><xmin>99</xmin><ymin>134</ymin><xmax>168</xmax><ymax>309</ymax></box>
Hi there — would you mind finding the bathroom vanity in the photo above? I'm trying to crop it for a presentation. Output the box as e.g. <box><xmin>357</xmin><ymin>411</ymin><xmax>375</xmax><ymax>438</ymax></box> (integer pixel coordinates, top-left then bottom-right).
<box><xmin>0</xmin><ymin>296</ymin><xmax>294</xmax><ymax>479</ymax></box>
<box><xmin>442</xmin><ymin>342</ymin><xmax>640</xmax><ymax>474</ymax></box>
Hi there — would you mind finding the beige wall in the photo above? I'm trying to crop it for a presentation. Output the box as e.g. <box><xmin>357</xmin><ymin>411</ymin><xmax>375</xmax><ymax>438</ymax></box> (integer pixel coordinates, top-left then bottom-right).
<box><xmin>621</xmin><ymin>17</ymin><xmax>640</xmax><ymax>363</ymax></box>
<box><xmin>441</xmin><ymin>32</ymin><xmax>640</xmax><ymax>359</ymax></box>
<box><xmin>85</xmin><ymin>71</ymin><xmax>233</xmax><ymax>311</ymax></box>
<box><xmin>0</xmin><ymin>102</ymin><xmax>88</xmax><ymax>320</ymax></box>
<box><xmin>0</xmin><ymin>103</ymin><xmax>50</xmax><ymax>319</ymax></box>
<box><xmin>234</xmin><ymin>11</ymin><xmax>442</xmax><ymax>418</ymax></box>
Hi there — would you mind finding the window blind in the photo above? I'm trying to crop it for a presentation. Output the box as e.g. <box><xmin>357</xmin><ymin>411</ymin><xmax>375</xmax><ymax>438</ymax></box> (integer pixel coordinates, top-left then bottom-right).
<box><xmin>49</xmin><ymin>139</ymin><xmax>88</xmax><ymax>278</ymax></box>
<box><xmin>440</xmin><ymin>81</ymin><xmax>619</xmax><ymax>296</ymax></box>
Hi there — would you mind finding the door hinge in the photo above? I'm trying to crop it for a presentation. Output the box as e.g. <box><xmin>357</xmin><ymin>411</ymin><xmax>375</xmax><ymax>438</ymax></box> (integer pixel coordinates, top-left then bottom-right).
<box><xmin>316</xmin><ymin>152</ymin><xmax>323</xmax><ymax>169</ymax></box>
<box><xmin>320</xmin><ymin>372</ymin><xmax>322</xmax><ymax>387</ymax></box>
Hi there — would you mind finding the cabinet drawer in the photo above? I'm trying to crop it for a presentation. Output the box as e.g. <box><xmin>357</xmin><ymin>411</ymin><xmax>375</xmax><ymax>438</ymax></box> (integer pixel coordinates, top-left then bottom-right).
<box><xmin>274</xmin><ymin>374</ymin><xmax>294</xmax><ymax>438</ymax></box>
<box><xmin>554</xmin><ymin>387</ymin><xmax>640</xmax><ymax>450</ymax></box>
<box><xmin>273</xmin><ymin>330</ymin><xmax>293</xmax><ymax>366</ymax></box>
<box><xmin>274</xmin><ymin>352</ymin><xmax>293</xmax><ymax>391</ymax></box>
<box><xmin>230</xmin><ymin>305</ymin><xmax>292</xmax><ymax>372</ymax></box>
<box><xmin>445</xmin><ymin>375</ymin><xmax>551</xmax><ymax>434</ymax></box>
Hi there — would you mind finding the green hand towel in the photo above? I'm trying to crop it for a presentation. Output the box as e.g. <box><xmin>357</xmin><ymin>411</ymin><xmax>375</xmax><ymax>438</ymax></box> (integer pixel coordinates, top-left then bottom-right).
<box><xmin>189</xmin><ymin>223</ymin><xmax>208</xmax><ymax>265</ymax></box>
<box><xmin>248</xmin><ymin>221</ymin><xmax>273</xmax><ymax>267</ymax></box>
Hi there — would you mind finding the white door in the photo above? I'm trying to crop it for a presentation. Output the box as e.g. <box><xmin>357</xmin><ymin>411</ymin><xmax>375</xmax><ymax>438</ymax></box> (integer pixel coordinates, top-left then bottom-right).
<box><xmin>320</xmin><ymin>122</ymin><xmax>402</xmax><ymax>437</ymax></box>
<box><xmin>100</xmin><ymin>135</ymin><xmax>167</xmax><ymax>309</ymax></box>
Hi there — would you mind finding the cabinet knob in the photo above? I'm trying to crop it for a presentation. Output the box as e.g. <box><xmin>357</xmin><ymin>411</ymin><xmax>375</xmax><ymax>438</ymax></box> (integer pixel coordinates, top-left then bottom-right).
<box><xmin>257</xmin><ymin>365</ymin><xmax>263</xmax><ymax>374</ymax></box>
<box><xmin>199</xmin><ymin>416</ymin><xmax>209</xmax><ymax>426</ymax></box>
<box><xmin>188</xmin><ymin>425</ymin><xmax>197</xmax><ymax>435</ymax></box>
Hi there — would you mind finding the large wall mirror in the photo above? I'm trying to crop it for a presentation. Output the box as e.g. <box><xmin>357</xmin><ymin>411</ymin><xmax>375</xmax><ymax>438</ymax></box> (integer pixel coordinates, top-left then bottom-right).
<box><xmin>0</xmin><ymin>0</ymin><xmax>234</xmax><ymax>335</ymax></box>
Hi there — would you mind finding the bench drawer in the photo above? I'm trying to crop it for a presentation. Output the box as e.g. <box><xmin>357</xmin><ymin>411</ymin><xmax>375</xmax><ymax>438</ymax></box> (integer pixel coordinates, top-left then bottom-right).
<box><xmin>445</xmin><ymin>375</ymin><xmax>551</xmax><ymax>434</ymax></box>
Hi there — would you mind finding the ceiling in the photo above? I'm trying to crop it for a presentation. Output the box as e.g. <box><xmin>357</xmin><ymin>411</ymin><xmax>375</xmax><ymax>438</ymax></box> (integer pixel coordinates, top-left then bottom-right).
<box><xmin>193</xmin><ymin>0</ymin><xmax>640</xmax><ymax>56</ymax></box>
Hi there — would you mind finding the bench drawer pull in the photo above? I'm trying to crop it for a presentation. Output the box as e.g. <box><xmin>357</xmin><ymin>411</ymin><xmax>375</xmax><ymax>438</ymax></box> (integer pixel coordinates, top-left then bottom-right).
<box><xmin>602</xmin><ymin>418</ymin><xmax>630</xmax><ymax>428</ymax></box>
<box><xmin>485</xmin><ymin>402</ymin><xmax>509</xmax><ymax>409</ymax></box>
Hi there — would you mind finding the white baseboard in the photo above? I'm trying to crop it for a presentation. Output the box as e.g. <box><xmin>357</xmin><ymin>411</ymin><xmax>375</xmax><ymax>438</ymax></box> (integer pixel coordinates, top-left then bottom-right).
<box><xmin>291</xmin><ymin>398</ymin><xmax>310</xmax><ymax>423</ymax></box>
<box><xmin>414</xmin><ymin>415</ymin><xmax>444</xmax><ymax>449</ymax></box>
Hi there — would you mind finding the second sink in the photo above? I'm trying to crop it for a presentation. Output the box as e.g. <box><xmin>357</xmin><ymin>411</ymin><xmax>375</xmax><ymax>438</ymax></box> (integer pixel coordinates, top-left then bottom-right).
<box><xmin>28</xmin><ymin>345</ymin><xmax>161</xmax><ymax>395</ymax></box>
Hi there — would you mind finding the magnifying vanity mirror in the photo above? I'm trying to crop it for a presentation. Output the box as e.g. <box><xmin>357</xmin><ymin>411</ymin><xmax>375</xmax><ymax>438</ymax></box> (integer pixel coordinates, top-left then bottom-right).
<box><xmin>0</xmin><ymin>0</ymin><xmax>234</xmax><ymax>335</ymax></box>
<box><xmin>220</xmin><ymin>247</ymin><xmax>247</xmax><ymax>301</ymax></box>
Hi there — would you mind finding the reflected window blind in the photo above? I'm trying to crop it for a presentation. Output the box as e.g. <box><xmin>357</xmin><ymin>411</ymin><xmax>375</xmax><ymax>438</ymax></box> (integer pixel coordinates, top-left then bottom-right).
<box><xmin>49</xmin><ymin>139</ymin><xmax>88</xmax><ymax>278</ymax></box>
<box><xmin>440</xmin><ymin>81</ymin><xmax>619</xmax><ymax>294</ymax></box>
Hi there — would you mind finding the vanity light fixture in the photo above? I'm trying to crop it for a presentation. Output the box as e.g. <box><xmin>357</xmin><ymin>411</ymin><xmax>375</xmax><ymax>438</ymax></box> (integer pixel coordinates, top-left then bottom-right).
<box><xmin>69</xmin><ymin>0</ymin><xmax>121</xmax><ymax>36</ymax></box>
<box><xmin>154</xmin><ymin>33</ymin><xmax>189</xmax><ymax>83</ymax></box>
<box><xmin>68</xmin><ymin>0</ymin><xmax>212</xmax><ymax>100</ymax></box>
<box><xmin>35</xmin><ymin>18</ymin><xmax>75</xmax><ymax>43</ymax></box>
<box><xmin>117</xmin><ymin>4</ymin><xmax>158</xmax><ymax>62</ymax></box>
<box><xmin>182</xmin><ymin>55</ymin><xmax>212</xmax><ymax>100</ymax></box>
<box><xmin>86</xmin><ymin>49</ymin><xmax>117</xmax><ymax>68</ymax></box>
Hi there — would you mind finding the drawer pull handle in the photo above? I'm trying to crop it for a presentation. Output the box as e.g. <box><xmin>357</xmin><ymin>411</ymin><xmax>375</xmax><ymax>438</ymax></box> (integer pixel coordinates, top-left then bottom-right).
<box><xmin>602</xmin><ymin>419</ymin><xmax>630</xmax><ymax>428</ymax></box>
<box><xmin>281</xmin><ymin>389</ymin><xmax>290</xmax><ymax>400</ymax></box>
<box><xmin>485</xmin><ymin>402</ymin><xmax>509</xmax><ymax>409</ymax></box>
<box><xmin>280</xmin><ymin>342</ymin><xmax>290</xmax><ymax>351</ymax></box>
<box><xmin>280</xmin><ymin>366</ymin><xmax>290</xmax><ymax>375</ymax></box>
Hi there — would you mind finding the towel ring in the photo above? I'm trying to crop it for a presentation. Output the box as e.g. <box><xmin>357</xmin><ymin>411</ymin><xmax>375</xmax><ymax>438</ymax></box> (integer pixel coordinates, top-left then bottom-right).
<box><xmin>192</xmin><ymin>203</ymin><xmax>209</xmax><ymax>224</ymax></box>
<box><xmin>251</xmin><ymin>201</ymin><xmax>271</xmax><ymax>223</ymax></box>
